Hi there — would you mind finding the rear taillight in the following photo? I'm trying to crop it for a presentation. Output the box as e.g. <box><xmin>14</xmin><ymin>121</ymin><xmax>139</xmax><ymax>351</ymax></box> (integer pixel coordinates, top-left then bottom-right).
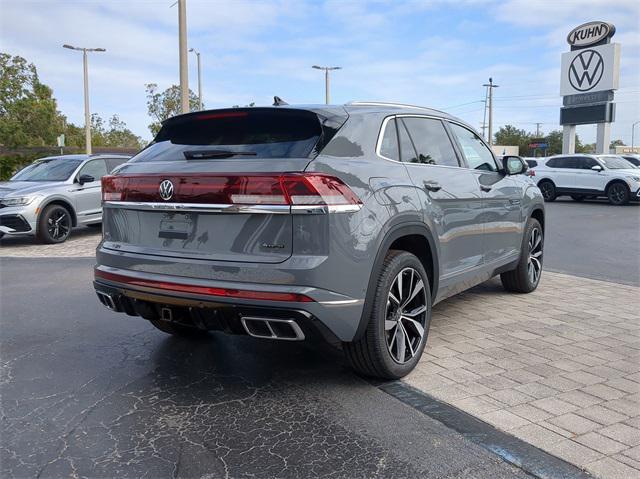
<box><xmin>102</xmin><ymin>175</ymin><xmax>124</xmax><ymax>201</ymax></box>
<box><xmin>527</xmin><ymin>169</ymin><xmax>536</xmax><ymax>177</ymax></box>
<box><xmin>102</xmin><ymin>173</ymin><xmax>362</xmax><ymax>208</ymax></box>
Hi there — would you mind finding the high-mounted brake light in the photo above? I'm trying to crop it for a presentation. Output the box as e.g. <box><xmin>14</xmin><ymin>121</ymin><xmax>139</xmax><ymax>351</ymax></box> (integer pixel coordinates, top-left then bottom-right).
<box><xmin>196</xmin><ymin>111</ymin><xmax>248</xmax><ymax>120</ymax></box>
<box><xmin>102</xmin><ymin>173</ymin><xmax>362</xmax><ymax>208</ymax></box>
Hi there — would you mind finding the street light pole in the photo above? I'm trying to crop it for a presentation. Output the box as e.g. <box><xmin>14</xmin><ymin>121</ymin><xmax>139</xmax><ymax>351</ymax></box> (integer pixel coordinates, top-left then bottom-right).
<box><xmin>312</xmin><ymin>65</ymin><xmax>341</xmax><ymax>104</ymax></box>
<box><xmin>189</xmin><ymin>48</ymin><xmax>202</xmax><ymax>110</ymax></box>
<box><xmin>632</xmin><ymin>121</ymin><xmax>640</xmax><ymax>152</ymax></box>
<box><xmin>178</xmin><ymin>0</ymin><xmax>189</xmax><ymax>114</ymax></box>
<box><xmin>482</xmin><ymin>77</ymin><xmax>499</xmax><ymax>146</ymax></box>
<box><xmin>63</xmin><ymin>44</ymin><xmax>106</xmax><ymax>155</ymax></box>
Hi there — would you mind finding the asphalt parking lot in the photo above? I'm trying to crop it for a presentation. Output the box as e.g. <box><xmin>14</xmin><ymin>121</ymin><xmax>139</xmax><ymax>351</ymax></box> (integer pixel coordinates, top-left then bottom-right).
<box><xmin>0</xmin><ymin>200</ymin><xmax>638</xmax><ymax>478</ymax></box>
<box><xmin>544</xmin><ymin>199</ymin><xmax>640</xmax><ymax>286</ymax></box>
<box><xmin>1</xmin><ymin>258</ymin><xmax>533</xmax><ymax>479</ymax></box>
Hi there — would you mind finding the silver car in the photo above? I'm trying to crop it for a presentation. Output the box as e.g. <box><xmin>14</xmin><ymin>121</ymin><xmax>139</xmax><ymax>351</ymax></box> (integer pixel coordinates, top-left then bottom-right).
<box><xmin>93</xmin><ymin>103</ymin><xmax>544</xmax><ymax>379</ymax></box>
<box><xmin>0</xmin><ymin>154</ymin><xmax>129</xmax><ymax>243</ymax></box>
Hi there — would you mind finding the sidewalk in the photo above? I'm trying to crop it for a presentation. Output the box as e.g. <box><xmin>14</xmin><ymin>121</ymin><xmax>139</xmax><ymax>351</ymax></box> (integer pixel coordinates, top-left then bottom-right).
<box><xmin>406</xmin><ymin>272</ymin><xmax>640</xmax><ymax>479</ymax></box>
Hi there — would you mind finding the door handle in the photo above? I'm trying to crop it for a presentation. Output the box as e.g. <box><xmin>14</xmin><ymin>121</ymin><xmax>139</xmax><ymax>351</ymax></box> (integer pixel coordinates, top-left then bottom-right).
<box><xmin>480</xmin><ymin>185</ymin><xmax>492</xmax><ymax>192</ymax></box>
<box><xmin>423</xmin><ymin>181</ymin><xmax>442</xmax><ymax>192</ymax></box>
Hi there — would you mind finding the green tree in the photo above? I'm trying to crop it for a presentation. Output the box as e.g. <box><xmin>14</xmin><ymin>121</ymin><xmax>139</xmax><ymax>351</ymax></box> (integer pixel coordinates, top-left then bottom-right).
<box><xmin>63</xmin><ymin>114</ymin><xmax>143</xmax><ymax>149</ymax></box>
<box><xmin>545</xmin><ymin>130</ymin><xmax>591</xmax><ymax>155</ymax></box>
<box><xmin>0</xmin><ymin>53</ymin><xmax>64</xmax><ymax>147</ymax></box>
<box><xmin>494</xmin><ymin>125</ymin><xmax>533</xmax><ymax>155</ymax></box>
<box><xmin>145</xmin><ymin>83</ymin><xmax>200</xmax><ymax>136</ymax></box>
<box><xmin>610</xmin><ymin>139</ymin><xmax>625</xmax><ymax>149</ymax></box>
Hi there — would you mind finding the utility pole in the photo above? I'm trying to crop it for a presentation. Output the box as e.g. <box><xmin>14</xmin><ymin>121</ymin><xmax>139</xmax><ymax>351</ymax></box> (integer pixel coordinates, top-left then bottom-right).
<box><xmin>479</xmin><ymin>122</ymin><xmax>487</xmax><ymax>140</ymax></box>
<box><xmin>481</xmin><ymin>85</ymin><xmax>489</xmax><ymax>141</ymax></box>
<box><xmin>178</xmin><ymin>0</ymin><xmax>189</xmax><ymax>114</ymax></box>
<box><xmin>312</xmin><ymin>65</ymin><xmax>342</xmax><ymax>104</ymax></box>
<box><xmin>482</xmin><ymin>78</ymin><xmax>499</xmax><ymax>146</ymax></box>
<box><xmin>63</xmin><ymin>44</ymin><xmax>106</xmax><ymax>155</ymax></box>
<box><xmin>189</xmin><ymin>48</ymin><xmax>203</xmax><ymax>110</ymax></box>
<box><xmin>535</xmin><ymin>123</ymin><xmax>542</xmax><ymax>137</ymax></box>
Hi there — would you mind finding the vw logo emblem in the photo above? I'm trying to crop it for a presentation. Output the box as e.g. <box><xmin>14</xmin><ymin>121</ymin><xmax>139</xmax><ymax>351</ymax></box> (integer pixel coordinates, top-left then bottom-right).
<box><xmin>568</xmin><ymin>50</ymin><xmax>604</xmax><ymax>92</ymax></box>
<box><xmin>158</xmin><ymin>179</ymin><xmax>174</xmax><ymax>201</ymax></box>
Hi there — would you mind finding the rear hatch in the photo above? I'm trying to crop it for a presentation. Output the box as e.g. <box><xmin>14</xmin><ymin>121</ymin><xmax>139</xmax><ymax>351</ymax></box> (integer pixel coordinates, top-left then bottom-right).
<box><xmin>101</xmin><ymin>107</ymin><xmax>348</xmax><ymax>263</ymax></box>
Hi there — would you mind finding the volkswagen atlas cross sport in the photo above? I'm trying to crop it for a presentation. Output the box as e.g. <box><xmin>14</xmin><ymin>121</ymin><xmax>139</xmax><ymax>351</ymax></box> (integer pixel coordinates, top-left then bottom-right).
<box><xmin>93</xmin><ymin>103</ymin><xmax>545</xmax><ymax>379</ymax></box>
<box><xmin>0</xmin><ymin>154</ymin><xmax>129</xmax><ymax>243</ymax></box>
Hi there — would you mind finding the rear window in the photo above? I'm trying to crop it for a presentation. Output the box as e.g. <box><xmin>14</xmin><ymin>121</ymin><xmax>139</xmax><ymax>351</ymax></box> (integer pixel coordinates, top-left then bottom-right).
<box><xmin>132</xmin><ymin>108</ymin><xmax>344</xmax><ymax>163</ymax></box>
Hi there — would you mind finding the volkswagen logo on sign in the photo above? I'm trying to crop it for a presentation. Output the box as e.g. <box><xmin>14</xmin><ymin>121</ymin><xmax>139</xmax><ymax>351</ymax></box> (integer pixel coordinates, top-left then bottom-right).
<box><xmin>159</xmin><ymin>179</ymin><xmax>174</xmax><ymax>201</ymax></box>
<box><xmin>568</xmin><ymin>50</ymin><xmax>604</xmax><ymax>92</ymax></box>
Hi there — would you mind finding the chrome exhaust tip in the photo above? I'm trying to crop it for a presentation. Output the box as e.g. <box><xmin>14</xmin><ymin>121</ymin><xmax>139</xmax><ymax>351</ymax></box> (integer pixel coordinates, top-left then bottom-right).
<box><xmin>96</xmin><ymin>291</ymin><xmax>118</xmax><ymax>311</ymax></box>
<box><xmin>241</xmin><ymin>317</ymin><xmax>305</xmax><ymax>341</ymax></box>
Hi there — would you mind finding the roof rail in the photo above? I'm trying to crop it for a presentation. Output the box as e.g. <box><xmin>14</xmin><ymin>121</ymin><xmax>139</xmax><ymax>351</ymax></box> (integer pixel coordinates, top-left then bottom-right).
<box><xmin>347</xmin><ymin>101</ymin><xmax>445</xmax><ymax>114</ymax></box>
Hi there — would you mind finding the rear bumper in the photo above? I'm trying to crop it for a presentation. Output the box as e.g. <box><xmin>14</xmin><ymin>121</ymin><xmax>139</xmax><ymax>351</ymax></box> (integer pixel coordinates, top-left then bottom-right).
<box><xmin>93</xmin><ymin>264</ymin><xmax>364</xmax><ymax>342</ymax></box>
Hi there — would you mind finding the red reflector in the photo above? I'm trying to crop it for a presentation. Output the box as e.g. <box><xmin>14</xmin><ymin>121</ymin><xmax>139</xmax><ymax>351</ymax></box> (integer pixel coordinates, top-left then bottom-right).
<box><xmin>101</xmin><ymin>173</ymin><xmax>362</xmax><ymax>207</ymax></box>
<box><xmin>94</xmin><ymin>269</ymin><xmax>314</xmax><ymax>303</ymax></box>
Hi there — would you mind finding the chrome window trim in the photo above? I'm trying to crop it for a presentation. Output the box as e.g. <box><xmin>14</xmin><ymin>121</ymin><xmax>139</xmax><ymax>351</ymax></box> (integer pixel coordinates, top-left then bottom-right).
<box><xmin>103</xmin><ymin>201</ymin><xmax>362</xmax><ymax>215</ymax></box>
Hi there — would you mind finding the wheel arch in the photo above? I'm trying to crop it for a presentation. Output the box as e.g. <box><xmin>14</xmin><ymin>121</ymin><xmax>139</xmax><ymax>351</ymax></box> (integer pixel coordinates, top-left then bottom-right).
<box><xmin>530</xmin><ymin>207</ymin><xmax>545</xmax><ymax>232</ymax></box>
<box><xmin>353</xmin><ymin>222</ymin><xmax>439</xmax><ymax>342</ymax></box>
<box><xmin>605</xmin><ymin>178</ymin><xmax>630</xmax><ymax>195</ymax></box>
<box><xmin>39</xmin><ymin>198</ymin><xmax>77</xmax><ymax>227</ymax></box>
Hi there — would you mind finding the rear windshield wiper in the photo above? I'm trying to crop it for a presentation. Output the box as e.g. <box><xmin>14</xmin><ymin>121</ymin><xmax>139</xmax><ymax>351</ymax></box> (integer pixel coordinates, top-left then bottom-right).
<box><xmin>183</xmin><ymin>149</ymin><xmax>258</xmax><ymax>160</ymax></box>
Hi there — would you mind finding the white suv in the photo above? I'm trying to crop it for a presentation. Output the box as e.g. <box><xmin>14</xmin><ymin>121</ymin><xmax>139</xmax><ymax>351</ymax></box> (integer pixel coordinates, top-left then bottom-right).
<box><xmin>534</xmin><ymin>154</ymin><xmax>640</xmax><ymax>205</ymax></box>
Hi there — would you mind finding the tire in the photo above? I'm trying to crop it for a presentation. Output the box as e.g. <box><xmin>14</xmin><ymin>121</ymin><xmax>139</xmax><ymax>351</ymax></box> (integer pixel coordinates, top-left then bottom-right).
<box><xmin>149</xmin><ymin>319</ymin><xmax>209</xmax><ymax>337</ymax></box>
<box><xmin>344</xmin><ymin>251</ymin><xmax>432</xmax><ymax>379</ymax></box>
<box><xmin>538</xmin><ymin>181</ymin><xmax>556</xmax><ymax>202</ymax></box>
<box><xmin>36</xmin><ymin>204</ymin><xmax>72</xmax><ymax>244</ymax></box>
<box><xmin>501</xmin><ymin>218</ymin><xmax>543</xmax><ymax>293</ymax></box>
<box><xmin>571</xmin><ymin>195</ymin><xmax>585</xmax><ymax>202</ymax></box>
<box><xmin>607</xmin><ymin>182</ymin><xmax>630</xmax><ymax>206</ymax></box>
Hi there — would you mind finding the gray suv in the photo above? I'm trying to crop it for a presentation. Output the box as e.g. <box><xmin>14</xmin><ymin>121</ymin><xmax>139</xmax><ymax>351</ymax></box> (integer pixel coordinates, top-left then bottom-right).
<box><xmin>93</xmin><ymin>103</ymin><xmax>544</xmax><ymax>378</ymax></box>
<box><xmin>0</xmin><ymin>154</ymin><xmax>129</xmax><ymax>243</ymax></box>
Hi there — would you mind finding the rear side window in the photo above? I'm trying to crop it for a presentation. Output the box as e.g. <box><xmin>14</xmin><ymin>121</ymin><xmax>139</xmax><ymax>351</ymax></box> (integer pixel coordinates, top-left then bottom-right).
<box><xmin>132</xmin><ymin>109</ymin><xmax>338</xmax><ymax>162</ymax></box>
<box><xmin>448</xmin><ymin>123</ymin><xmax>497</xmax><ymax>171</ymax></box>
<box><xmin>526</xmin><ymin>160</ymin><xmax>538</xmax><ymax>168</ymax></box>
<box><xmin>547</xmin><ymin>157</ymin><xmax>578</xmax><ymax>168</ymax></box>
<box><xmin>401</xmin><ymin>117</ymin><xmax>459</xmax><ymax>167</ymax></box>
<box><xmin>379</xmin><ymin>119</ymin><xmax>399</xmax><ymax>161</ymax></box>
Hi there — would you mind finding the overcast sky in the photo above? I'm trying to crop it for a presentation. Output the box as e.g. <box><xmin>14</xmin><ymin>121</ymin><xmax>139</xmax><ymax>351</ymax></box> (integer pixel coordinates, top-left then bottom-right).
<box><xmin>1</xmin><ymin>0</ymin><xmax>639</xmax><ymax>144</ymax></box>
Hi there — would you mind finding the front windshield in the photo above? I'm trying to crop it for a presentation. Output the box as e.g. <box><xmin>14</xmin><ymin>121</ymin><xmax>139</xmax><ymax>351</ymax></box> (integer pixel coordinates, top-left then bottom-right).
<box><xmin>11</xmin><ymin>158</ymin><xmax>82</xmax><ymax>182</ymax></box>
<box><xmin>599</xmin><ymin>156</ymin><xmax>635</xmax><ymax>170</ymax></box>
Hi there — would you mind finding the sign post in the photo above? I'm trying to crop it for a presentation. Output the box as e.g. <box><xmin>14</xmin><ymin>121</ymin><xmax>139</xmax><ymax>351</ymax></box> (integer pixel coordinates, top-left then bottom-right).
<box><xmin>559</xmin><ymin>21</ymin><xmax>620</xmax><ymax>154</ymax></box>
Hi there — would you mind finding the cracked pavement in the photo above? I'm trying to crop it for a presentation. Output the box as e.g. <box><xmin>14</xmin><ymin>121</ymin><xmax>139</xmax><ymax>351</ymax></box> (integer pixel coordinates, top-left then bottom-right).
<box><xmin>0</xmin><ymin>258</ymin><xmax>532</xmax><ymax>478</ymax></box>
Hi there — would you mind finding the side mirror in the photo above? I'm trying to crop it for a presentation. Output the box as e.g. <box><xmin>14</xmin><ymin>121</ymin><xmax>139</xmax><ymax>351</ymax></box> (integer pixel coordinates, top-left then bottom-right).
<box><xmin>502</xmin><ymin>156</ymin><xmax>527</xmax><ymax>175</ymax></box>
<box><xmin>591</xmin><ymin>165</ymin><xmax>603</xmax><ymax>172</ymax></box>
<box><xmin>78</xmin><ymin>174</ymin><xmax>95</xmax><ymax>185</ymax></box>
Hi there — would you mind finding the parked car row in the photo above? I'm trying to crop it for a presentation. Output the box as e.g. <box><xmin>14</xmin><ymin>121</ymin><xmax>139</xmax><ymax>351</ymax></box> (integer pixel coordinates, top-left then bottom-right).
<box><xmin>526</xmin><ymin>154</ymin><xmax>640</xmax><ymax>205</ymax></box>
<box><xmin>0</xmin><ymin>154</ymin><xmax>129</xmax><ymax>243</ymax></box>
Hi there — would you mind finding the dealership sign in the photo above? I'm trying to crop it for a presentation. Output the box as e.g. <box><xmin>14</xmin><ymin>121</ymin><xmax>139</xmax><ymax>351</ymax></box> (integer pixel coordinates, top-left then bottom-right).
<box><xmin>560</xmin><ymin>43</ymin><xmax>620</xmax><ymax>96</ymax></box>
<box><xmin>567</xmin><ymin>21</ymin><xmax>615</xmax><ymax>48</ymax></box>
<box><xmin>560</xmin><ymin>21</ymin><xmax>620</xmax><ymax>154</ymax></box>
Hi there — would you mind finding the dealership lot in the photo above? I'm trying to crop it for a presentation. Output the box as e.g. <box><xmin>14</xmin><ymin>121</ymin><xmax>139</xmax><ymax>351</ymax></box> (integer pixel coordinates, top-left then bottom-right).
<box><xmin>1</xmin><ymin>200</ymin><xmax>638</xmax><ymax>478</ymax></box>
